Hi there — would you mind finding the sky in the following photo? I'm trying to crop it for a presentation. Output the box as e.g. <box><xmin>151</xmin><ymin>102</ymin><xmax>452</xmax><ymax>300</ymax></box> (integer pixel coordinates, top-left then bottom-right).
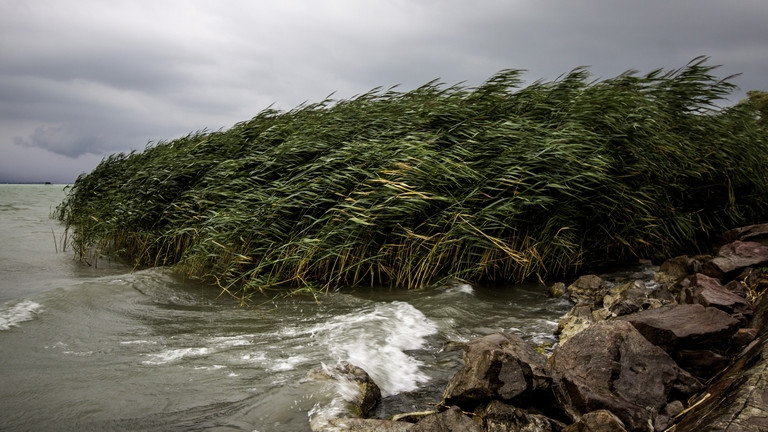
<box><xmin>1</xmin><ymin>0</ymin><xmax>766</xmax><ymax>184</ymax></box>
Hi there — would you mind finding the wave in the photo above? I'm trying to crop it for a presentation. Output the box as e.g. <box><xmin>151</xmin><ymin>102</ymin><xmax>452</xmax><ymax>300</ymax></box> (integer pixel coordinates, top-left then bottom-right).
<box><xmin>308</xmin><ymin>301</ymin><xmax>439</xmax><ymax>396</ymax></box>
<box><xmin>0</xmin><ymin>299</ymin><xmax>43</xmax><ymax>330</ymax></box>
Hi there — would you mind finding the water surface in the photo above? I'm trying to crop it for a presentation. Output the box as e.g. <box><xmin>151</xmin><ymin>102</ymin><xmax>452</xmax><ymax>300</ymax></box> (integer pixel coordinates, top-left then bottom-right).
<box><xmin>0</xmin><ymin>184</ymin><xmax>570</xmax><ymax>431</ymax></box>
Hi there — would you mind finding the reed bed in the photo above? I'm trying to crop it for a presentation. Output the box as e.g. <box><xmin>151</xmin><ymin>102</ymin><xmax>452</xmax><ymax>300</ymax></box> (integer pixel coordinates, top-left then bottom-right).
<box><xmin>55</xmin><ymin>57</ymin><xmax>768</xmax><ymax>298</ymax></box>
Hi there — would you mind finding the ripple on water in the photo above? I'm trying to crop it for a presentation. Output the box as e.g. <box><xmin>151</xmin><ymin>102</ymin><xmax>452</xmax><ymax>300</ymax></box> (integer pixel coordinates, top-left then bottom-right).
<box><xmin>141</xmin><ymin>347</ymin><xmax>210</xmax><ymax>365</ymax></box>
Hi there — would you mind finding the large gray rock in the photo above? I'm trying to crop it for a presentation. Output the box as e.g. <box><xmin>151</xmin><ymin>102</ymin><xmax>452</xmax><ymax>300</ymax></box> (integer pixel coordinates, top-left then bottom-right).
<box><xmin>547</xmin><ymin>320</ymin><xmax>702</xmax><ymax>432</ymax></box>
<box><xmin>617</xmin><ymin>303</ymin><xmax>740</xmax><ymax>352</ymax></box>
<box><xmin>702</xmin><ymin>240</ymin><xmax>768</xmax><ymax>280</ymax></box>
<box><xmin>681</xmin><ymin>273</ymin><xmax>753</xmax><ymax>316</ymax></box>
<box><xmin>410</xmin><ymin>406</ymin><xmax>481</xmax><ymax>432</ymax></box>
<box><xmin>442</xmin><ymin>333</ymin><xmax>555</xmax><ymax>413</ymax></box>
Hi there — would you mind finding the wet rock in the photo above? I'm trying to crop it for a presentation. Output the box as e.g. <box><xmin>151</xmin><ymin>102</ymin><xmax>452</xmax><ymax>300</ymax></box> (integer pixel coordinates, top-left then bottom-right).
<box><xmin>410</xmin><ymin>406</ymin><xmax>481</xmax><ymax>432</ymax></box>
<box><xmin>561</xmin><ymin>410</ymin><xmax>627</xmax><ymax>432</ymax></box>
<box><xmin>655</xmin><ymin>255</ymin><xmax>694</xmax><ymax>284</ymax></box>
<box><xmin>442</xmin><ymin>333</ymin><xmax>555</xmax><ymax>415</ymax></box>
<box><xmin>681</xmin><ymin>273</ymin><xmax>753</xmax><ymax>317</ymax></box>
<box><xmin>549</xmin><ymin>282</ymin><xmax>567</xmax><ymax>298</ymax></box>
<box><xmin>663</xmin><ymin>400</ymin><xmax>685</xmax><ymax>417</ymax></box>
<box><xmin>547</xmin><ymin>320</ymin><xmax>702</xmax><ymax>432</ymax></box>
<box><xmin>702</xmin><ymin>241</ymin><xmax>768</xmax><ymax>280</ymax></box>
<box><xmin>324</xmin><ymin>417</ymin><xmax>413</xmax><ymax>431</ymax></box>
<box><xmin>617</xmin><ymin>303</ymin><xmax>740</xmax><ymax>353</ymax></box>
<box><xmin>603</xmin><ymin>280</ymin><xmax>653</xmax><ymax>317</ymax></box>
<box><xmin>649</xmin><ymin>283</ymin><xmax>677</xmax><ymax>304</ymax></box>
<box><xmin>566</xmin><ymin>275</ymin><xmax>610</xmax><ymax>305</ymax></box>
<box><xmin>556</xmin><ymin>304</ymin><xmax>595</xmax><ymax>343</ymax></box>
<box><xmin>309</xmin><ymin>362</ymin><xmax>382</xmax><ymax>418</ymax></box>
<box><xmin>480</xmin><ymin>400</ymin><xmax>561</xmax><ymax>432</ymax></box>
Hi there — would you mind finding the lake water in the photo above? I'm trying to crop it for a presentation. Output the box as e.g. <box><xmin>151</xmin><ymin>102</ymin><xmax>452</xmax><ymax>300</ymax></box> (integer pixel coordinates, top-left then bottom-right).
<box><xmin>0</xmin><ymin>184</ymin><xmax>571</xmax><ymax>431</ymax></box>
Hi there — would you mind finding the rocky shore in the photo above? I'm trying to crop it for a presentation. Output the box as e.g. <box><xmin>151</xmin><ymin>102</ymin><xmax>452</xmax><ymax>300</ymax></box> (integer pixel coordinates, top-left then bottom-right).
<box><xmin>311</xmin><ymin>224</ymin><xmax>768</xmax><ymax>432</ymax></box>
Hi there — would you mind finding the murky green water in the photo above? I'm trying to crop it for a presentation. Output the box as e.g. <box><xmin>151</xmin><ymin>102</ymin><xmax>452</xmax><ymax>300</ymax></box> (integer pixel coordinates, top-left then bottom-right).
<box><xmin>0</xmin><ymin>185</ymin><xmax>571</xmax><ymax>431</ymax></box>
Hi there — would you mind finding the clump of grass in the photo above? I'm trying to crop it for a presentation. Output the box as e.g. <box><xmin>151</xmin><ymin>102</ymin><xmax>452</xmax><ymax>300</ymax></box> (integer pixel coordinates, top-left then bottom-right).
<box><xmin>55</xmin><ymin>57</ymin><xmax>768</xmax><ymax>299</ymax></box>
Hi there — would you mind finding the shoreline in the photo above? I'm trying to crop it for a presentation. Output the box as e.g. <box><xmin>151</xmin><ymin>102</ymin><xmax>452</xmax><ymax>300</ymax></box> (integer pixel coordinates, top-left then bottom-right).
<box><xmin>316</xmin><ymin>223</ymin><xmax>768</xmax><ymax>431</ymax></box>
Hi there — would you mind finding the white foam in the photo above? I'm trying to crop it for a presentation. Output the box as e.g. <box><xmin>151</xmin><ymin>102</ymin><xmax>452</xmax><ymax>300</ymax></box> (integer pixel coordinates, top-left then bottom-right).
<box><xmin>449</xmin><ymin>283</ymin><xmax>475</xmax><ymax>295</ymax></box>
<box><xmin>119</xmin><ymin>339</ymin><xmax>157</xmax><ymax>345</ymax></box>
<box><xmin>194</xmin><ymin>364</ymin><xmax>226</xmax><ymax>371</ymax></box>
<box><xmin>142</xmin><ymin>347</ymin><xmax>209</xmax><ymax>365</ymax></box>
<box><xmin>268</xmin><ymin>355</ymin><xmax>309</xmax><ymax>372</ymax></box>
<box><xmin>241</xmin><ymin>352</ymin><xmax>267</xmax><ymax>362</ymax></box>
<box><xmin>209</xmin><ymin>335</ymin><xmax>254</xmax><ymax>348</ymax></box>
<box><xmin>0</xmin><ymin>299</ymin><xmax>43</xmax><ymax>330</ymax></box>
<box><xmin>314</xmin><ymin>301</ymin><xmax>438</xmax><ymax>396</ymax></box>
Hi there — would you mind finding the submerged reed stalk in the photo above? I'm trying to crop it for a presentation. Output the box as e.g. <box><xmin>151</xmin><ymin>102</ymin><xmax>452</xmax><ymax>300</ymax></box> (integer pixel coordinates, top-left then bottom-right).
<box><xmin>55</xmin><ymin>57</ymin><xmax>768</xmax><ymax>298</ymax></box>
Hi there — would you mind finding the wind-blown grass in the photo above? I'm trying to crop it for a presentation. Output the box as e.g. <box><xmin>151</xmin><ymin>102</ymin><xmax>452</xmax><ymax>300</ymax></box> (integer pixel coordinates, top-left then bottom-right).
<box><xmin>55</xmin><ymin>57</ymin><xmax>768</xmax><ymax>299</ymax></box>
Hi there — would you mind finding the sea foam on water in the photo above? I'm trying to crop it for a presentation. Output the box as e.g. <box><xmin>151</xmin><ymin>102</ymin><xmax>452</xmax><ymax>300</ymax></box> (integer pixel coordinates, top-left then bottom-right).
<box><xmin>312</xmin><ymin>301</ymin><xmax>438</xmax><ymax>396</ymax></box>
<box><xmin>0</xmin><ymin>299</ymin><xmax>43</xmax><ymax>331</ymax></box>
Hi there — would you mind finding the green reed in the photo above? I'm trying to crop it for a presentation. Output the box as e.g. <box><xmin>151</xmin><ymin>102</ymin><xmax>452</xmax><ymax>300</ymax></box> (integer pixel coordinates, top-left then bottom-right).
<box><xmin>55</xmin><ymin>57</ymin><xmax>768</xmax><ymax>298</ymax></box>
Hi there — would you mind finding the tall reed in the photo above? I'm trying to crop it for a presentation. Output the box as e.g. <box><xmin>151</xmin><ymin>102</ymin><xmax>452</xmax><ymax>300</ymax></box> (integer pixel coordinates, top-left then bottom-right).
<box><xmin>55</xmin><ymin>57</ymin><xmax>768</xmax><ymax>298</ymax></box>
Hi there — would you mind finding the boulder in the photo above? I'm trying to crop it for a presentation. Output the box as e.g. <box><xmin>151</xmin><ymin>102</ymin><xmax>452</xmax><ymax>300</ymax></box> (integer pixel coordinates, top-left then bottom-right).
<box><xmin>603</xmin><ymin>280</ymin><xmax>654</xmax><ymax>317</ymax></box>
<box><xmin>549</xmin><ymin>282</ymin><xmax>567</xmax><ymax>298</ymax></box>
<box><xmin>547</xmin><ymin>320</ymin><xmax>702</xmax><ymax>432</ymax></box>
<box><xmin>309</xmin><ymin>362</ymin><xmax>382</xmax><ymax>418</ymax></box>
<box><xmin>442</xmin><ymin>333</ymin><xmax>555</xmax><ymax>414</ymax></box>
<box><xmin>566</xmin><ymin>275</ymin><xmax>610</xmax><ymax>305</ymax></box>
<box><xmin>681</xmin><ymin>273</ymin><xmax>753</xmax><ymax>316</ymax></box>
<box><xmin>410</xmin><ymin>406</ymin><xmax>481</xmax><ymax>432</ymax></box>
<box><xmin>561</xmin><ymin>410</ymin><xmax>627</xmax><ymax>432</ymax></box>
<box><xmin>721</xmin><ymin>223</ymin><xmax>768</xmax><ymax>246</ymax></box>
<box><xmin>617</xmin><ymin>303</ymin><xmax>740</xmax><ymax>352</ymax></box>
<box><xmin>655</xmin><ymin>255</ymin><xmax>694</xmax><ymax>284</ymax></box>
<box><xmin>480</xmin><ymin>400</ymin><xmax>562</xmax><ymax>432</ymax></box>
<box><xmin>702</xmin><ymin>241</ymin><xmax>768</xmax><ymax>280</ymax></box>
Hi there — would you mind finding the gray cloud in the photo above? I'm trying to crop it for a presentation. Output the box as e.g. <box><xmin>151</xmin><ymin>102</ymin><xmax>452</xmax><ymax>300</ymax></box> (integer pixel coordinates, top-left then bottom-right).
<box><xmin>13</xmin><ymin>123</ymin><xmax>106</xmax><ymax>158</ymax></box>
<box><xmin>1</xmin><ymin>0</ymin><xmax>767</xmax><ymax>183</ymax></box>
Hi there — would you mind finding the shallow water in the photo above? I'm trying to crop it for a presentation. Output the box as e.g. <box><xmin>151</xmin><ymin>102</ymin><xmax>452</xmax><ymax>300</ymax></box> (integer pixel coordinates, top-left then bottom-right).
<box><xmin>0</xmin><ymin>184</ymin><xmax>571</xmax><ymax>431</ymax></box>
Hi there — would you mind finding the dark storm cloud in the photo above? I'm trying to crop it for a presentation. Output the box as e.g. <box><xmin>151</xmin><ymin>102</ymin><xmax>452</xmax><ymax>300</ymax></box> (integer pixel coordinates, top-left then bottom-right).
<box><xmin>1</xmin><ymin>0</ymin><xmax>766</xmax><ymax>183</ymax></box>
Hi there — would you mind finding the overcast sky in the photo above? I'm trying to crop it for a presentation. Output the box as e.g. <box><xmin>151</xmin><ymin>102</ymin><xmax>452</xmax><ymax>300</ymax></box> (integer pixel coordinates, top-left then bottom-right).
<box><xmin>1</xmin><ymin>0</ymin><xmax>766</xmax><ymax>183</ymax></box>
